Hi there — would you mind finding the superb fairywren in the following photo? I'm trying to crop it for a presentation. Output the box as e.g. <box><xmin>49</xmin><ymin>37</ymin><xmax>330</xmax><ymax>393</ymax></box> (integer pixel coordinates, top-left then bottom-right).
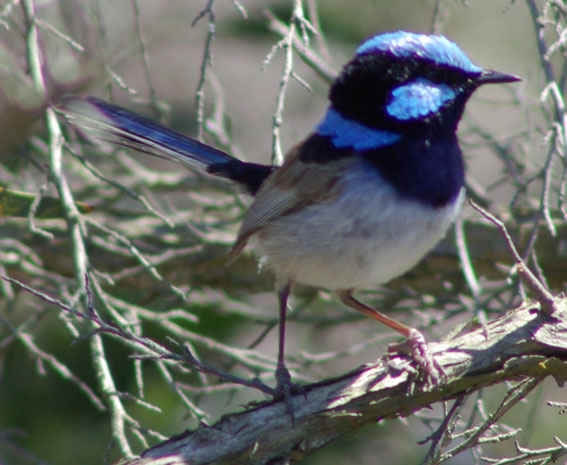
<box><xmin>64</xmin><ymin>31</ymin><xmax>519</xmax><ymax>399</ymax></box>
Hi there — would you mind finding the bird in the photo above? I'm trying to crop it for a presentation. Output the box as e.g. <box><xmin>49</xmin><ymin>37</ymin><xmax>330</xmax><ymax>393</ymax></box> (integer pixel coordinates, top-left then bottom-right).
<box><xmin>63</xmin><ymin>30</ymin><xmax>519</xmax><ymax>404</ymax></box>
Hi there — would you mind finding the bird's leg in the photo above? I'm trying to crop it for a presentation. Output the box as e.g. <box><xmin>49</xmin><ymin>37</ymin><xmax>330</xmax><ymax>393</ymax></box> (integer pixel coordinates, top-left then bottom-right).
<box><xmin>274</xmin><ymin>280</ymin><xmax>305</xmax><ymax>424</ymax></box>
<box><xmin>275</xmin><ymin>280</ymin><xmax>292</xmax><ymax>389</ymax></box>
<box><xmin>338</xmin><ymin>290</ymin><xmax>443</xmax><ymax>383</ymax></box>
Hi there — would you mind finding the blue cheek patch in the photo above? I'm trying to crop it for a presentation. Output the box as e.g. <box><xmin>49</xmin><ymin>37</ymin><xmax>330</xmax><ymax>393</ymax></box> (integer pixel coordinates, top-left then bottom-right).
<box><xmin>357</xmin><ymin>31</ymin><xmax>482</xmax><ymax>74</ymax></box>
<box><xmin>386</xmin><ymin>79</ymin><xmax>457</xmax><ymax>121</ymax></box>
<box><xmin>316</xmin><ymin>109</ymin><xmax>401</xmax><ymax>150</ymax></box>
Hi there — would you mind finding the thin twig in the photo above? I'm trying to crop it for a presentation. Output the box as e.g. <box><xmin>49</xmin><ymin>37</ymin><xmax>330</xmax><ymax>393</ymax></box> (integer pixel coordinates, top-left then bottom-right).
<box><xmin>131</xmin><ymin>0</ymin><xmax>162</xmax><ymax>118</ymax></box>
<box><xmin>264</xmin><ymin>0</ymin><xmax>313</xmax><ymax>165</ymax></box>
<box><xmin>192</xmin><ymin>0</ymin><xmax>216</xmax><ymax>141</ymax></box>
<box><xmin>437</xmin><ymin>378</ymin><xmax>541</xmax><ymax>463</ymax></box>
<box><xmin>469</xmin><ymin>199</ymin><xmax>558</xmax><ymax>315</ymax></box>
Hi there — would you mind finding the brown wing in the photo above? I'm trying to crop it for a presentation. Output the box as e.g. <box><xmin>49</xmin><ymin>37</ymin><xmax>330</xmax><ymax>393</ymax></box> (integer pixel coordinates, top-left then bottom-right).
<box><xmin>229</xmin><ymin>144</ymin><xmax>351</xmax><ymax>259</ymax></box>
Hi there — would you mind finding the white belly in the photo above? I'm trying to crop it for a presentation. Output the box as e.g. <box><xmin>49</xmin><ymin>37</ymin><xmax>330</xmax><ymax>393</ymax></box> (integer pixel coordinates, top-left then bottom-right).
<box><xmin>255</xmin><ymin>165</ymin><xmax>463</xmax><ymax>290</ymax></box>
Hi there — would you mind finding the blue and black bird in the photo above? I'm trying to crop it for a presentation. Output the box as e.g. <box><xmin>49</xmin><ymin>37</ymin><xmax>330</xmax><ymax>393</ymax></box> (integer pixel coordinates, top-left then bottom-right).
<box><xmin>65</xmin><ymin>31</ymin><xmax>519</xmax><ymax>399</ymax></box>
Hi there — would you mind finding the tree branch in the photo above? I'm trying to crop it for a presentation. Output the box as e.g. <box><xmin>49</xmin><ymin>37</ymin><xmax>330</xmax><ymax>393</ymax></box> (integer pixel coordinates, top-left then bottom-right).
<box><xmin>120</xmin><ymin>297</ymin><xmax>567</xmax><ymax>465</ymax></box>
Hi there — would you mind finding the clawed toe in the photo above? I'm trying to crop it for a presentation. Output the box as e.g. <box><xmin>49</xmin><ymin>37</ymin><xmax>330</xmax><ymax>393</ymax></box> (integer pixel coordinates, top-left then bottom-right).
<box><xmin>274</xmin><ymin>363</ymin><xmax>306</xmax><ymax>425</ymax></box>
<box><xmin>388</xmin><ymin>329</ymin><xmax>446</xmax><ymax>384</ymax></box>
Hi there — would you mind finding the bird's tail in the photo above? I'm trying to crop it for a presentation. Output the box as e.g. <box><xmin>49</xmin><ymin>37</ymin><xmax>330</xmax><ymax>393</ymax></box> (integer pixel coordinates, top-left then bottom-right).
<box><xmin>62</xmin><ymin>97</ymin><xmax>274</xmax><ymax>195</ymax></box>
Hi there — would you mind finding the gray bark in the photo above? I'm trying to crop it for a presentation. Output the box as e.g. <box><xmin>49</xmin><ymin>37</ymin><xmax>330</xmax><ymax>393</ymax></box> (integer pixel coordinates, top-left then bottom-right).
<box><xmin>121</xmin><ymin>297</ymin><xmax>567</xmax><ymax>465</ymax></box>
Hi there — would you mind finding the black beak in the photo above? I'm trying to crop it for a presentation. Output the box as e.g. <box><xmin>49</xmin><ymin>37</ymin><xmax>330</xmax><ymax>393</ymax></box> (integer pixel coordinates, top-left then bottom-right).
<box><xmin>477</xmin><ymin>69</ymin><xmax>521</xmax><ymax>85</ymax></box>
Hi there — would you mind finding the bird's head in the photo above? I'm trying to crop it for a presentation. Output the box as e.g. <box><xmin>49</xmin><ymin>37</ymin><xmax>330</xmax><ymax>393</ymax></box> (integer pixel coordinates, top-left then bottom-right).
<box><xmin>325</xmin><ymin>31</ymin><xmax>519</xmax><ymax>138</ymax></box>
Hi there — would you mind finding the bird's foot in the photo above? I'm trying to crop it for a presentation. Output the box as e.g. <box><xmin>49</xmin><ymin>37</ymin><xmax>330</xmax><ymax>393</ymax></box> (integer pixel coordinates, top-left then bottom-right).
<box><xmin>274</xmin><ymin>363</ymin><xmax>306</xmax><ymax>426</ymax></box>
<box><xmin>388</xmin><ymin>329</ymin><xmax>445</xmax><ymax>385</ymax></box>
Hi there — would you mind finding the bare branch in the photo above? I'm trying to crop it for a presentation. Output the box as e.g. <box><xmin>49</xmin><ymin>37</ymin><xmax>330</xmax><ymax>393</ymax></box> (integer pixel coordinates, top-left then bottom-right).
<box><xmin>118</xmin><ymin>298</ymin><xmax>567</xmax><ymax>465</ymax></box>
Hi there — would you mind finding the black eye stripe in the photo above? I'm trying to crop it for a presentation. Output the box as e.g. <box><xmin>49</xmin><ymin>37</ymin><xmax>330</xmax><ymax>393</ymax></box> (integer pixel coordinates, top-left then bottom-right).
<box><xmin>329</xmin><ymin>53</ymin><xmax>476</xmax><ymax>130</ymax></box>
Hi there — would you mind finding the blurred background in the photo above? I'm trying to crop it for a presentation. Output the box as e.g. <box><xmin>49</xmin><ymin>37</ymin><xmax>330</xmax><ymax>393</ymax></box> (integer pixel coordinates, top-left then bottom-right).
<box><xmin>0</xmin><ymin>1</ymin><xmax>566</xmax><ymax>464</ymax></box>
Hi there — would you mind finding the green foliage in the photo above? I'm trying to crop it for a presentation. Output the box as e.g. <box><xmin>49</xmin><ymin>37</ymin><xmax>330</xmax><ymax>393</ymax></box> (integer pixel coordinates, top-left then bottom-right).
<box><xmin>0</xmin><ymin>187</ymin><xmax>93</xmax><ymax>218</ymax></box>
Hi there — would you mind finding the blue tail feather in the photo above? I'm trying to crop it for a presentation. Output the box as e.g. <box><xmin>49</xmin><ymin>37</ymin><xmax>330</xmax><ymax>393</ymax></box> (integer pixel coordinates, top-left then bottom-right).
<box><xmin>64</xmin><ymin>97</ymin><xmax>274</xmax><ymax>195</ymax></box>
<box><xmin>85</xmin><ymin>97</ymin><xmax>235</xmax><ymax>169</ymax></box>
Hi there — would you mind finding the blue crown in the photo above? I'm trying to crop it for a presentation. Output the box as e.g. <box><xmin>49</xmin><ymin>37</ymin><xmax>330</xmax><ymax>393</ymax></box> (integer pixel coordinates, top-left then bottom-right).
<box><xmin>357</xmin><ymin>31</ymin><xmax>482</xmax><ymax>74</ymax></box>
